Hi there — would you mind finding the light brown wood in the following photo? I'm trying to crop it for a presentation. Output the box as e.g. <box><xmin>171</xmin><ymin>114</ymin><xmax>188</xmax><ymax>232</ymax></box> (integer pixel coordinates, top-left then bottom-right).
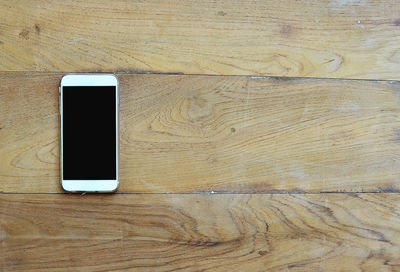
<box><xmin>2</xmin><ymin>1</ymin><xmax>400</xmax><ymax>271</ymax></box>
<box><xmin>1</xmin><ymin>193</ymin><xmax>400</xmax><ymax>271</ymax></box>
<box><xmin>1</xmin><ymin>0</ymin><xmax>400</xmax><ymax>79</ymax></box>
<box><xmin>1</xmin><ymin>72</ymin><xmax>400</xmax><ymax>193</ymax></box>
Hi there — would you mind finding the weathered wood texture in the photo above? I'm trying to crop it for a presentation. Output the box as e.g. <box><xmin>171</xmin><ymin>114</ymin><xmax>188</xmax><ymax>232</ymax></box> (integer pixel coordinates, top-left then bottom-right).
<box><xmin>1</xmin><ymin>73</ymin><xmax>400</xmax><ymax>193</ymax></box>
<box><xmin>1</xmin><ymin>193</ymin><xmax>400</xmax><ymax>271</ymax></box>
<box><xmin>1</xmin><ymin>0</ymin><xmax>400</xmax><ymax>79</ymax></box>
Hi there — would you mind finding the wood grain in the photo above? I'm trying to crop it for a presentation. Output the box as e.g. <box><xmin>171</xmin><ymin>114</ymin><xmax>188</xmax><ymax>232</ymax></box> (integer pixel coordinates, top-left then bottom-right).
<box><xmin>1</xmin><ymin>0</ymin><xmax>400</xmax><ymax>79</ymax></box>
<box><xmin>1</xmin><ymin>193</ymin><xmax>400</xmax><ymax>271</ymax></box>
<box><xmin>1</xmin><ymin>72</ymin><xmax>400</xmax><ymax>193</ymax></box>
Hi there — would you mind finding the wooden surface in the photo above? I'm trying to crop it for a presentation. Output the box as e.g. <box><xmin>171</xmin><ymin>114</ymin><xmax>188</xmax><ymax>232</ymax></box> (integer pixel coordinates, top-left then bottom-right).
<box><xmin>1</xmin><ymin>0</ymin><xmax>400</xmax><ymax>271</ymax></box>
<box><xmin>1</xmin><ymin>73</ymin><xmax>400</xmax><ymax>193</ymax></box>
<box><xmin>1</xmin><ymin>0</ymin><xmax>400</xmax><ymax>79</ymax></box>
<box><xmin>2</xmin><ymin>193</ymin><xmax>400</xmax><ymax>271</ymax></box>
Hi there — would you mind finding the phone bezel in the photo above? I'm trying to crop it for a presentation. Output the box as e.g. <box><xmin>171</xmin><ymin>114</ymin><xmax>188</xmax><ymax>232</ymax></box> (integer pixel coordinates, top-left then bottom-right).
<box><xmin>60</xmin><ymin>74</ymin><xmax>119</xmax><ymax>192</ymax></box>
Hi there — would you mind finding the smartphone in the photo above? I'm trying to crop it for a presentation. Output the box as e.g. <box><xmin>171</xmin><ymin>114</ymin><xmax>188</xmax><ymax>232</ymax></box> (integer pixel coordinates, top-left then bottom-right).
<box><xmin>60</xmin><ymin>74</ymin><xmax>119</xmax><ymax>192</ymax></box>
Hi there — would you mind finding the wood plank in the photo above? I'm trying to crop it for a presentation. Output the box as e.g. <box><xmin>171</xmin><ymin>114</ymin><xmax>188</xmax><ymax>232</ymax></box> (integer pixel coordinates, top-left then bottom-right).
<box><xmin>1</xmin><ymin>0</ymin><xmax>400</xmax><ymax>79</ymax></box>
<box><xmin>1</xmin><ymin>193</ymin><xmax>400</xmax><ymax>271</ymax></box>
<box><xmin>1</xmin><ymin>73</ymin><xmax>400</xmax><ymax>193</ymax></box>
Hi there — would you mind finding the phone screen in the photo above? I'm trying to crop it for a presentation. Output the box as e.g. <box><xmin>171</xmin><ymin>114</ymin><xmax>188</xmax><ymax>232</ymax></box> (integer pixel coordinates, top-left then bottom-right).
<box><xmin>62</xmin><ymin>86</ymin><xmax>116</xmax><ymax>180</ymax></box>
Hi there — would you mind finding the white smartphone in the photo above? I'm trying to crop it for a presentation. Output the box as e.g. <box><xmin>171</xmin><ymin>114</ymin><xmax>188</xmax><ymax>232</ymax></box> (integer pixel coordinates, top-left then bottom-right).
<box><xmin>60</xmin><ymin>74</ymin><xmax>119</xmax><ymax>192</ymax></box>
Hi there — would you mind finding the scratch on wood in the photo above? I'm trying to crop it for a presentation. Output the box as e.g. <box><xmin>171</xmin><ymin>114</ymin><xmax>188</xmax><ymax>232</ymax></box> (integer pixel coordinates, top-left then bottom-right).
<box><xmin>377</xmin><ymin>186</ymin><xmax>400</xmax><ymax>193</ymax></box>
<box><xmin>280</xmin><ymin>24</ymin><xmax>292</xmax><ymax>38</ymax></box>
<box><xmin>266</xmin><ymin>189</ymin><xmax>307</xmax><ymax>194</ymax></box>
<box><xmin>268</xmin><ymin>76</ymin><xmax>297</xmax><ymax>82</ymax></box>
<box><xmin>19</xmin><ymin>29</ymin><xmax>30</xmax><ymax>40</ymax></box>
<box><xmin>392</xmin><ymin>129</ymin><xmax>400</xmax><ymax>143</ymax></box>
<box><xmin>258</xmin><ymin>250</ymin><xmax>268</xmax><ymax>256</ymax></box>
<box><xmin>329</xmin><ymin>0</ymin><xmax>368</xmax><ymax>7</ymax></box>
<box><xmin>324</xmin><ymin>59</ymin><xmax>335</xmax><ymax>64</ymax></box>
<box><xmin>195</xmin><ymin>241</ymin><xmax>219</xmax><ymax>246</ymax></box>
<box><xmin>34</xmin><ymin>24</ymin><xmax>41</xmax><ymax>34</ymax></box>
<box><xmin>113</xmin><ymin>69</ymin><xmax>185</xmax><ymax>75</ymax></box>
<box><xmin>394</xmin><ymin>19</ymin><xmax>400</xmax><ymax>26</ymax></box>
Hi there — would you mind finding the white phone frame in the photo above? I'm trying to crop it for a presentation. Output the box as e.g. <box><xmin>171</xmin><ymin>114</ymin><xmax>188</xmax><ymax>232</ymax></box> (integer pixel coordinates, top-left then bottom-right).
<box><xmin>60</xmin><ymin>74</ymin><xmax>119</xmax><ymax>192</ymax></box>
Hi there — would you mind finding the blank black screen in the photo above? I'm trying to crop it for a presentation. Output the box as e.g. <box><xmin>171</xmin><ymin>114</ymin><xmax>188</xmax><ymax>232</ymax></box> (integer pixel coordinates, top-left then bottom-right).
<box><xmin>62</xmin><ymin>86</ymin><xmax>116</xmax><ymax>180</ymax></box>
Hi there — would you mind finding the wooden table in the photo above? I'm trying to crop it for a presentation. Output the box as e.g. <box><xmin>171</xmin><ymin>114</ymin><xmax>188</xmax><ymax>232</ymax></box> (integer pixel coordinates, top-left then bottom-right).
<box><xmin>1</xmin><ymin>1</ymin><xmax>400</xmax><ymax>271</ymax></box>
